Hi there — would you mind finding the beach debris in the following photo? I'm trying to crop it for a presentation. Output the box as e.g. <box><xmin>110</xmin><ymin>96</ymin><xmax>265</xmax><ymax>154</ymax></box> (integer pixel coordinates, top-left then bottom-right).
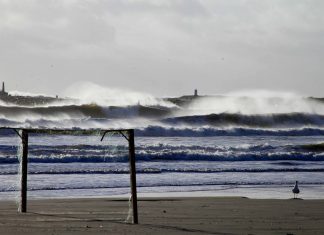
<box><xmin>292</xmin><ymin>181</ymin><xmax>300</xmax><ymax>199</ymax></box>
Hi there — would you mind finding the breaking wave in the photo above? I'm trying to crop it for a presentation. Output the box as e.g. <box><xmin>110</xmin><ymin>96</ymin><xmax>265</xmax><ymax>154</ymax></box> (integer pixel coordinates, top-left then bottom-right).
<box><xmin>162</xmin><ymin>113</ymin><xmax>324</xmax><ymax>128</ymax></box>
<box><xmin>1</xmin><ymin>106</ymin><xmax>324</xmax><ymax>137</ymax></box>
<box><xmin>0</xmin><ymin>142</ymin><xmax>324</xmax><ymax>164</ymax></box>
<box><xmin>136</xmin><ymin>126</ymin><xmax>324</xmax><ymax>136</ymax></box>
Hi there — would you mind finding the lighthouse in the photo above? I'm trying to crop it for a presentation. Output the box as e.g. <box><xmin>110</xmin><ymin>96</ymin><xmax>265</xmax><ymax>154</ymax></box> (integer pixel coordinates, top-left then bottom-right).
<box><xmin>194</xmin><ymin>89</ymin><xmax>198</xmax><ymax>97</ymax></box>
<box><xmin>0</xmin><ymin>82</ymin><xmax>8</xmax><ymax>96</ymax></box>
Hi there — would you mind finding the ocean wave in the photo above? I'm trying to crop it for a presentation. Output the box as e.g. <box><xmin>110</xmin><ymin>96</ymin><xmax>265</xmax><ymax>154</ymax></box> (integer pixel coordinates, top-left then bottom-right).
<box><xmin>0</xmin><ymin>151</ymin><xmax>324</xmax><ymax>164</ymax></box>
<box><xmin>0</xmin><ymin>102</ymin><xmax>323</xmax><ymax>130</ymax></box>
<box><xmin>0</xmin><ymin>143</ymin><xmax>275</xmax><ymax>153</ymax></box>
<box><xmin>163</xmin><ymin>113</ymin><xmax>324</xmax><ymax>128</ymax></box>
<box><xmin>1</xmin><ymin>140</ymin><xmax>324</xmax><ymax>164</ymax></box>
<box><xmin>0</xmin><ymin>104</ymin><xmax>173</xmax><ymax>121</ymax></box>
<box><xmin>1</xmin><ymin>167</ymin><xmax>324</xmax><ymax>175</ymax></box>
<box><xmin>2</xmin><ymin>125</ymin><xmax>323</xmax><ymax>137</ymax></box>
<box><xmin>136</xmin><ymin>126</ymin><xmax>324</xmax><ymax>136</ymax></box>
<box><xmin>0</xmin><ymin>104</ymin><xmax>324</xmax><ymax>136</ymax></box>
<box><xmin>0</xmin><ymin>104</ymin><xmax>106</xmax><ymax>120</ymax></box>
<box><xmin>294</xmin><ymin>143</ymin><xmax>324</xmax><ymax>152</ymax></box>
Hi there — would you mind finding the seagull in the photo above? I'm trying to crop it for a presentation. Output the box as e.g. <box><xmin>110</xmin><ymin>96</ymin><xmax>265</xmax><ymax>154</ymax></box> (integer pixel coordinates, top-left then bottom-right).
<box><xmin>292</xmin><ymin>181</ymin><xmax>300</xmax><ymax>199</ymax></box>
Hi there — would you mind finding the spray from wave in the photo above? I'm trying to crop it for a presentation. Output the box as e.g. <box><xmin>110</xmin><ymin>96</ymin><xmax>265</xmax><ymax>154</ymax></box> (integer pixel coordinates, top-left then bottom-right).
<box><xmin>182</xmin><ymin>90</ymin><xmax>324</xmax><ymax>115</ymax></box>
<box><xmin>63</xmin><ymin>82</ymin><xmax>175</xmax><ymax>108</ymax></box>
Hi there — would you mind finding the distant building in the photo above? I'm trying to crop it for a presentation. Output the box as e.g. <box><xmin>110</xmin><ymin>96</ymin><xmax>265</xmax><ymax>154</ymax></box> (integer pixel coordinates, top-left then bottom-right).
<box><xmin>0</xmin><ymin>82</ymin><xmax>65</xmax><ymax>106</ymax></box>
<box><xmin>194</xmin><ymin>89</ymin><xmax>198</xmax><ymax>97</ymax></box>
<box><xmin>0</xmin><ymin>82</ymin><xmax>8</xmax><ymax>97</ymax></box>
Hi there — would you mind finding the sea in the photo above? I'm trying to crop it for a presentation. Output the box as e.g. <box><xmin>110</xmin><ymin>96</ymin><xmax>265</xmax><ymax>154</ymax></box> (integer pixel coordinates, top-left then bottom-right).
<box><xmin>0</xmin><ymin>89</ymin><xmax>324</xmax><ymax>201</ymax></box>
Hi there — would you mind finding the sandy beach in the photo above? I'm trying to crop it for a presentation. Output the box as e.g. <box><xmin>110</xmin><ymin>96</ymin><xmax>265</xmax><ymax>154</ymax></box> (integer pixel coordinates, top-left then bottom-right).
<box><xmin>0</xmin><ymin>197</ymin><xmax>323</xmax><ymax>235</ymax></box>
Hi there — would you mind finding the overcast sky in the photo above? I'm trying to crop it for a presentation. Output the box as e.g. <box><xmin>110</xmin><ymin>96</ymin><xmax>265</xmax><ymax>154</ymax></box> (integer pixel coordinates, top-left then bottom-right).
<box><xmin>0</xmin><ymin>0</ymin><xmax>323</xmax><ymax>97</ymax></box>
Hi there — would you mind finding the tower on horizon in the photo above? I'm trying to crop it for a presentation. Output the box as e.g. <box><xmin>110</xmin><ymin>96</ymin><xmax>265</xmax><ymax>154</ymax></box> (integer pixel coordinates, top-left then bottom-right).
<box><xmin>0</xmin><ymin>82</ymin><xmax>8</xmax><ymax>96</ymax></box>
<box><xmin>194</xmin><ymin>89</ymin><xmax>198</xmax><ymax>97</ymax></box>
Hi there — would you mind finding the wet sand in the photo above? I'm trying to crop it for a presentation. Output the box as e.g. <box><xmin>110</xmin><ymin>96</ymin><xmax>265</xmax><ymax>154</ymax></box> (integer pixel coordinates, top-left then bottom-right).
<box><xmin>0</xmin><ymin>197</ymin><xmax>323</xmax><ymax>235</ymax></box>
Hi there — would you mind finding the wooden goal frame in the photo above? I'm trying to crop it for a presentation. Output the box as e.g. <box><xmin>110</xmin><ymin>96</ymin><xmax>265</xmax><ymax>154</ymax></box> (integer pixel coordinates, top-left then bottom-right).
<box><xmin>0</xmin><ymin>128</ymin><xmax>138</xmax><ymax>224</ymax></box>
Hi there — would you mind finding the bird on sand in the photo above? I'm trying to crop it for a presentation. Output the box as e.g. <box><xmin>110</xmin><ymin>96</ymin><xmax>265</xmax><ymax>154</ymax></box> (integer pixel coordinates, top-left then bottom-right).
<box><xmin>292</xmin><ymin>181</ymin><xmax>300</xmax><ymax>199</ymax></box>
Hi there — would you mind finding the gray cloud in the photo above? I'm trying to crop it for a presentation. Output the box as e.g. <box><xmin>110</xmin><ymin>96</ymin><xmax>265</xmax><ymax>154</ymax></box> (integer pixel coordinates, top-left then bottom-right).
<box><xmin>0</xmin><ymin>0</ymin><xmax>323</xmax><ymax>96</ymax></box>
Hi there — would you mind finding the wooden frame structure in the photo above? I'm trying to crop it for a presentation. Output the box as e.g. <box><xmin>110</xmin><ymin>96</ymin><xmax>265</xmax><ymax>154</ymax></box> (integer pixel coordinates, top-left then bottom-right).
<box><xmin>1</xmin><ymin>128</ymin><xmax>138</xmax><ymax>224</ymax></box>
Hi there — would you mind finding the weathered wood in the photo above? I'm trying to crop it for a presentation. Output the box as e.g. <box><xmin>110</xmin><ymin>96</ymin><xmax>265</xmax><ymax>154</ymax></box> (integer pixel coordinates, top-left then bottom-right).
<box><xmin>128</xmin><ymin>129</ymin><xmax>138</xmax><ymax>224</ymax></box>
<box><xmin>7</xmin><ymin>127</ymin><xmax>140</xmax><ymax>220</ymax></box>
<box><xmin>19</xmin><ymin>130</ymin><xmax>28</xmax><ymax>213</ymax></box>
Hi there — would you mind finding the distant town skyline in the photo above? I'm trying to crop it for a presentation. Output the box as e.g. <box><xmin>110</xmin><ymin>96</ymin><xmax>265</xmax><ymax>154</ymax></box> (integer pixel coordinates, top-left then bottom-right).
<box><xmin>0</xmin><ymin>0</ymin><xmax>324</xmax><ymax>97</ymax></box>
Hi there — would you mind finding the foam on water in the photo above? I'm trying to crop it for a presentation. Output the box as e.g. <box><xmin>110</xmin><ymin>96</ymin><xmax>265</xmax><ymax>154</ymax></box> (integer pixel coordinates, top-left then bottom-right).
<box><xmin>0</xmin><ymin>89</ymin><xmax>324</xmax><ymax>199</ymax></box>
<box><xmin>0</xmin><ymin>135</ymin><xmax>322</xmax><ymax>200</ymax></box>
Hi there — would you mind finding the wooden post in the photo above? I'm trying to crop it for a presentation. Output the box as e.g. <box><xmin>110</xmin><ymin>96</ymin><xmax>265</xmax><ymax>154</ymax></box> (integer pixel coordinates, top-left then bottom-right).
<box><xmin>19</xmin><ymin>130</ymin><xmax>28</xmax><ymax>213</ymax></box>
<box><xmin>128</xmin><ymin>129</ymin><xmax>138</xmax><ymax>224</ymax></box>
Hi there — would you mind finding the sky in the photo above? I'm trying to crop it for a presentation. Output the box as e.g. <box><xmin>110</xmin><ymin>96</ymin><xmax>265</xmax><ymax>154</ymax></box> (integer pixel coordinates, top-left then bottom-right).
<box><xmin>0</xmin><ymin>0</ymin><xmax>324</xmax><ymax>97</ymax></box>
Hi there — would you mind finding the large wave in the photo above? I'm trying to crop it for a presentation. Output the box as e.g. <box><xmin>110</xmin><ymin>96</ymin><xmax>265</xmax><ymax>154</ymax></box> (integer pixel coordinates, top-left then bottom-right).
<box><xmin>1</xmin><ymin>87</ymin><xmax>324</xmax><ymax>136</ymax></box>
<box><xmin>0</xmin><ymin>104</ymin><xmax>174</xmax><ymax>122</ymax></box>
<box><xmin>162</xmin><ymin>112</ymin><xmax>324</xmax><ymax>128</ymax></box>
<box><xmin>1</xmin><ymin>142</ymin><xmax>324</xmax><ymax>164</ymax></box>
<box><xmin>136</xmin><ymin>126</ymin><xmax>324</xmax><ymax>137</ymax></box>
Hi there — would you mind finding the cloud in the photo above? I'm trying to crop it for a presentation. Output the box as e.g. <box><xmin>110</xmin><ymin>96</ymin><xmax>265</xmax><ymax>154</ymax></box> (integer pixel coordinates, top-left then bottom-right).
<box><xmin>0</xmin><ymin>0</ymin><xmax>116</xmax><ymax>57</ymax></box>
<box><xmin>0</xmin><ymin>0</ymin><xmax>323</xmax><ymax>96</ymax></box>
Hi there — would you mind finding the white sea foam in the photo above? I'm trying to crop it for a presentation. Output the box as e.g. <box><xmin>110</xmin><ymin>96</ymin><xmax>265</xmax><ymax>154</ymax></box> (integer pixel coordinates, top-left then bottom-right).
<box><xmin>184</xmin><ymin>90</ymin><xmax>324</xmax><ymax>115</ymax></box>
<box><xmin>0</xmin><ymin>134</ymin><xmax>323</xmax><ymax>200</ymax></box>
<box><xmin>63</xmin><ymin>82</ymin><xmax>175</xmax><ymax>107</ymax></box>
